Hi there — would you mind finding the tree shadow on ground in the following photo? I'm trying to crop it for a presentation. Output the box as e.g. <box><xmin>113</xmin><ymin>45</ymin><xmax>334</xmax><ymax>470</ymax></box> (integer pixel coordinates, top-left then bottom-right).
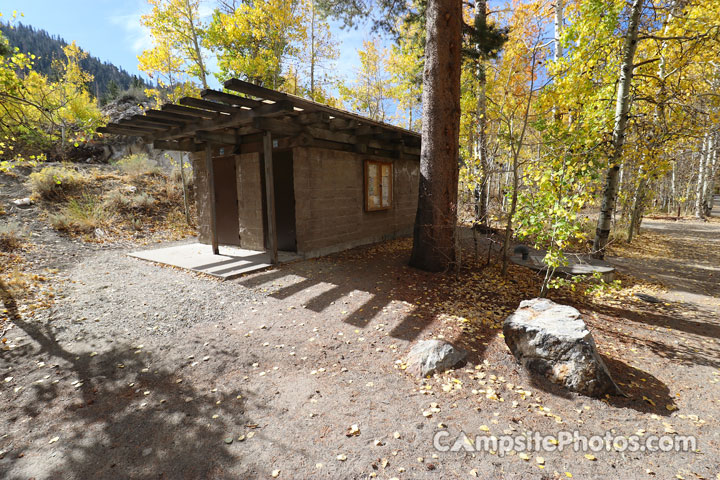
<box><xmin>583</xmin><ymin>301</ymin><xmax>720</xmax><ymax>369</ymax></box>
<box><xmin>236</xmin><ymin>239</ymin><xmax>506</xmax><ymax>366</ymax></box>
<box><xmin>607</xmin><ymin>220</ymin><xmax>720</xmax><ymax>300</ymax></box>
<box><xmin>0</xmin><ymin>279</ymin><xmax>266</xmax><ymax>479</ymax></box>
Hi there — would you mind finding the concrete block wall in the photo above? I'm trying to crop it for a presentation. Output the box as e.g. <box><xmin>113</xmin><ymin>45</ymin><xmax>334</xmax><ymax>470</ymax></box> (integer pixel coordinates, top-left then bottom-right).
<box><xmin>190</xmin><ymin>152</ymin><xmax>211</xmax><ymax>243</ymax></box>
<box><xmin>292</xmin><ymin>146</ymin><xmax>419</xmax><ymax>257</ymax></box>
<box><xmin>235</xmin><ymin>153</ymin><xmax>265</xmax><ymax>250</ymax></box>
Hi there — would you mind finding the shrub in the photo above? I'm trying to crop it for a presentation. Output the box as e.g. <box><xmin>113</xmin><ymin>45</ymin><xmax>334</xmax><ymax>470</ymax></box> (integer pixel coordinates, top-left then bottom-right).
<box><xmin>116</xmin><ymin>154</ymin><xmax>161</xmax><ymax>178</ymax></box>
<box><xmin>50</xmin><ymin>194</ymin><xmax>108</xmax><ymax>234</ymax></box>
<box><xmin>28</xmin><ymin>166</ymin><xmax>86</xmax><ymax>201</ymax></box>
<box><xmin>0</xmin><ymin>221</ymin><xmax>23</xmax><ymax>252</ymax></box>
<box><xmin>170</xmin><ymin>159</ymin><xmax>194</xmax><ymax>186</ymax></box>
<box><xmin>103</xmin><ymin>188</ymin><xmax>156</xmax><ymax>213</ymax></box>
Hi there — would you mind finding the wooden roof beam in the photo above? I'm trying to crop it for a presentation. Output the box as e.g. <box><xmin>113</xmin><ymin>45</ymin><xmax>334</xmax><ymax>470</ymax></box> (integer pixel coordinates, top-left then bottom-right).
<box><xmin>153</xmin><ymin>139</ymin><xmax>204</xmax><ymax>152</ymax></box>
<box><xmin>153</xmin><ymin>101</ymin><xmax>294</xmax><ymax>141</ymax></box>
<box><xmin>145</xmin><ymin>109</ymin><xmax>198</xmax><ymax>123</ymax></box>
<box><xmin>179</xmin><ymin>97</ymin><xmax>238</xmax><ymax>114</ymax></box>
<box><xmin>253</xmin><ymin>117</ymin><xmax>304</xmax><ymax>136</ymax></box>
<box><xmin>162</xmin><ymin>104</ymin><xmax>219</xmax><ymax>119</ymax></box>
<box><xmin>196</xmin><ymin>130</ymin><xmax>241</xmax><ymax>146</ymax></box>
<box><xmin>98</xmin><ymin>125</ymin><xmax>152</xmax><ymax>137</ymax></box>
<box><xmin>201</xmin><ymin>89</ymin><xmax>264</xmax><ymax>109</ymax></box>
<box><xmin>118</xmin><ymin>119</ymin><xmax>168</xmax><ymax>131</ymax></box>
<box><xmin>131</xmin><ymin>114</ymin><xmax>184</xmax><ymax>127</ymax></box>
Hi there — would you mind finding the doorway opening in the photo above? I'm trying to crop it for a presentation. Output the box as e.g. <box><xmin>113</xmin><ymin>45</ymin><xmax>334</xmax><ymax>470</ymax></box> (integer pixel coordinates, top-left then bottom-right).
<box><xmin>212</xmin><ymin>155</ymin><xmax>240</xmax><ymax>246</ymax></box>
<box><xmin>270</xmin><ymin>150</ymin><xmax>297</xmax><ymax>252</ymax></box>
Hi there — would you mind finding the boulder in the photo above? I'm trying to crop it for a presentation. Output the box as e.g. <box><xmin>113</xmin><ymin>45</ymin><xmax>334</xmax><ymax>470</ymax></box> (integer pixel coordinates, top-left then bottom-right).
<box><xmin>503</xmin><ymin>298</ymin><xmax>622</xmax><ymax>397</ymax></box>
<box><xmin>406</xmin><ymin>340</ymin><xmax>466</xmax><ymax>377</ymax></box>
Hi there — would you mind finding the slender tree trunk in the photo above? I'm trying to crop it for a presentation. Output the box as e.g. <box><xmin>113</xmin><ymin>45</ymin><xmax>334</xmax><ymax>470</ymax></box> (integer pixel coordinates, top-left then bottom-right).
<box><xmin>627</xmin><ymin>177</ymin><xmax>646</xmax><ymax>243</ymax></box>
<box><xmin>554</xmin><ymin>0</ymin><xmax>564</xmax><ymax>63</ymax></box>
<box><xmin>591</xmin><ymin>0</ymin><xmax>644</xmax><ymax>259</ymax></box>
<box><xmin>184</xmin><ymin>0</ymin><xmax>209</xmax><ymax>89</ymax></box>
<box><xmin>684</xmin><ymin>172</ymin><xmax>693</xmax><ymax>215</ymax></box>
<box><xmin>501</xmin><ymin>150</ymin><xmax>519</xmax><ymax>276</ymax></box>
<box><xmin>410</xmin><ymin>0</ymin><xmax>462</xmax><ymax>272</ymax></box>
<box><xmin>310</xmin><ymin>1</ymin><xmax>316</xmax><ymax>99</ymax></box>
<box><xmin>671</xmin><ymin>160</ymin><xmax>677</xmax><ymax>211</ymax></box>
<box><xmin>695</xmin><ymin>134</ymin><xmax>708</xmax><ymax>218</ymax></box>
<box><xmin>474</xmin><ymin>0</ymin><xmax>489</xmax><ymax>225</ymax></box>
<box><xmin>501</xmin><ymin>51</ymin><xmax>537</xmax><ymax>276</ymax></box>
<box><xmin>701</xmin><ymin>136</ymin><xmax>711</xmax><ymax>216</ymax></box>
<box><xmin>705</xmin><ymin>133</ymin><xmax>718</xmax><ymax>214</ymax></box>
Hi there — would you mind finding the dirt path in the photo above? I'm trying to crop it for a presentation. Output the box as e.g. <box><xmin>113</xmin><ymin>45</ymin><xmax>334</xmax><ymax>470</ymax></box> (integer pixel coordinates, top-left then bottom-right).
<box><xmin>608</xmin><ymin>216</ymin><xmax>720</xmax><ymax>311</ymax></box>
<box><xmin>2</xmin><ymin>186</ymin><xmax>720</xmax><ymax>479</ymax></box>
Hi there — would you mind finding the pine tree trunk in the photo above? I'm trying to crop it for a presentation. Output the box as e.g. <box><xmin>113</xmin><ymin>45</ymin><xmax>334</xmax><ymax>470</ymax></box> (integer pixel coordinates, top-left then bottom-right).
<box><xmin>409</xmin><ymin>0</ymin><xmax>462</xmax><ymax>272</ymax></box>
<box><xmin>591</xmin><ymin>0</ymin><xmax>644</xmax><ymax>259</ymax></box>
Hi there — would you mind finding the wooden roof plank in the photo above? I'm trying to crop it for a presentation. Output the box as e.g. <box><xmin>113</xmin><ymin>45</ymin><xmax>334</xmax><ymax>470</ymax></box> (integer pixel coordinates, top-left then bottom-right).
<box><xmin>162</xmin><ymin>104</ymin><xmax>219</xmax><ymax>119</ymax></box>
<box><xmin>118</xmin><ymin>119</ymin><xmax>168</xmax><ymax>131</ymax></box>
<box><xmin>131</xmin><ymin>114</ymin><xmax>184</xmax><ymax>127</ymax></box>
<box><xmin>153</xmin><ymin>101</ymin><xmax>294</xmax><ymax>141</ymax></box>
<box><xmin>179</xmin><ymin>97</ymin><xmax>238</xmax><ymax>114</ymax></box>
<box><xmin>201</xmin><ymin>89</ymin><xmax>263</xmax><ymax>109</ymax></box>
<box><xmin>98</xmin><ymin>125</ymin><xmax>152</xmax><ymax>137</ymax></box>
<box><xmin>145</xmin><ymin>109</ymin><xmax>198</xmax><ymax>123</ymax></box>
<box><xmin>153</xmin><ymin>139</ymin><xmax>204</xmax><ymax>152</ymax></box>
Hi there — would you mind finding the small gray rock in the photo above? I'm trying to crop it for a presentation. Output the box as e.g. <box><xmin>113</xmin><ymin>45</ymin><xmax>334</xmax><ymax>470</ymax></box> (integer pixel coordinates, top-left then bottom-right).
<box><xmin>503</xmin><ymin>298</ymin><xmax>622</xmax><ymax>397</ymax></box>
<box><xmin>406</xmin><ymin>340</ymin><xmax>466</xmax><ymax>377</ymax></box>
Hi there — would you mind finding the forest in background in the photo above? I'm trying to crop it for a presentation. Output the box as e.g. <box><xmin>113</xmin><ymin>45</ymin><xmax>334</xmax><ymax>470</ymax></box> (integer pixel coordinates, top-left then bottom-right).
<box><xmin>1</xmin><ymin>22</ymin><xmax>153</xmax><ymax>104</ymax></box>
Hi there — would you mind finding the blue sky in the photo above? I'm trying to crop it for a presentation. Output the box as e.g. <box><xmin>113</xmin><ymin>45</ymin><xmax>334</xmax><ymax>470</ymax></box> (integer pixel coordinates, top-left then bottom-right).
<box><xmin>1</xmin><ymin>0</ymin><xmax>372</xmax><ymax>89</ymax></box>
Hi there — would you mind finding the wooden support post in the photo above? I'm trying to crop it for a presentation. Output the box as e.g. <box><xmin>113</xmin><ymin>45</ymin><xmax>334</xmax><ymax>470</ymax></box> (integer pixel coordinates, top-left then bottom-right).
<box><xmin>263</xmin><ymin>131</ymin><xmax>278</xmax><ymax>264</ymax></box>
<box><xmin>205</xmin><ymin>144</ymin><xmax>219</xmax><ymax>255</ymax></box>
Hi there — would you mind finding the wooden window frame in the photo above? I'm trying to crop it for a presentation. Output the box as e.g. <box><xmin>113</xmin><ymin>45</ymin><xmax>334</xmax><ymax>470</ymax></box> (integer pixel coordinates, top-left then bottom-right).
<box><xmin>364</xmin><ymin>159</ymin><xmax>393</xmax><ymax>211</ymax></box>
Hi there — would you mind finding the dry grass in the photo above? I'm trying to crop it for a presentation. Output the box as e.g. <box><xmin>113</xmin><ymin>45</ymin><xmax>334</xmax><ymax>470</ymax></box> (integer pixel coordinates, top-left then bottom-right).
<box><xmin>26</xmin><ymin>158</ymin><xmax>197</xmax><ymax>243</ymax></box>
<box><xmin>115</xmin><ymin>154</ymin><xmax>161</xmax><ymax>179</ymax></box>
<box><xmin>0</xmin><ymin>222</ymin><xmax>24</xmax><ymax>253</ymax></box>
<box><xmin>28</xmin><ymin>165</ymin><xmax>87</xmax><ymax>201</ymax></box>
<box><xmin>102</xmin><ymin>188</ymin><xmax>156</xmax><ymax>213</ymax></box>
<box><xmin>49</xmin><ymin>194</ymin><xmax>109</xmax><ymax>234</ymax></box>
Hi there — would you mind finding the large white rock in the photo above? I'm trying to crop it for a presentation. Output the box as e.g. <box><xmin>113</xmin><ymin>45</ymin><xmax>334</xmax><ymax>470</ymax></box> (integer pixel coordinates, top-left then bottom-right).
<box><xmin>406</xmin><ymin>340</ymin><xmax>466</xmax><ymax>377</ymax></box>
<box><xmin>503</xmin><ymin>298</ymin><xmax>622</xmax><ymax>397</ymax></box>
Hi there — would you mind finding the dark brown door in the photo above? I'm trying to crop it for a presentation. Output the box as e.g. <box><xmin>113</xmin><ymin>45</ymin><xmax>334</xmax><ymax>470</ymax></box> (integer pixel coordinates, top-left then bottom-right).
<box><xmin>213</xmin><ymin>156</ymin><xmax>241</xmax><ymax>246</ymax></box>
<box><xmin>273</xmin><ymin>151</ymin><xmax>297</xmax><ymax>251</ymax></box>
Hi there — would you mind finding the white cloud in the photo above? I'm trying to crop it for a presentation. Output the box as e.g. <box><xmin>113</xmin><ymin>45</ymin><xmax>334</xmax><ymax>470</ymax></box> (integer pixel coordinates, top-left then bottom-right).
<box><xmin>109</xmin><ymin>7</ymin><xmax>152</xmax><ymax>53</ymax></box>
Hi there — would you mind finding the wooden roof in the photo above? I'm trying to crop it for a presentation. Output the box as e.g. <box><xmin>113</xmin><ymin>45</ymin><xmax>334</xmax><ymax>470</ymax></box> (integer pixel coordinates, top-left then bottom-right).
<box><xmin>98</xmin><ymin>78</ymin><xmax>421</xmax><ymax>160</ymax></box>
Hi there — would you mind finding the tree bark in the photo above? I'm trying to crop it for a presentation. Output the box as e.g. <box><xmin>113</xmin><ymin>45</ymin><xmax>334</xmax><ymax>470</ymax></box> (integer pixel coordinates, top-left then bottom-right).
<box><xmin>591</xmin><ymin>0</ymin><xmax>644</xmax><ymax>259</ymax></box>
<box><xmin>409</xmin><ymin>0</ymin><xmax>462</xmax><ymax>272</ymax></box>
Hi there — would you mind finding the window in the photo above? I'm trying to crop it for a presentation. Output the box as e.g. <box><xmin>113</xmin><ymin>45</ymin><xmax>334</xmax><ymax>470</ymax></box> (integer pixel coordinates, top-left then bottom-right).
<box><xmin>365</xmin><ymin>160</ymin><xmax>392</xmax><ymax>211</ymax></box>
